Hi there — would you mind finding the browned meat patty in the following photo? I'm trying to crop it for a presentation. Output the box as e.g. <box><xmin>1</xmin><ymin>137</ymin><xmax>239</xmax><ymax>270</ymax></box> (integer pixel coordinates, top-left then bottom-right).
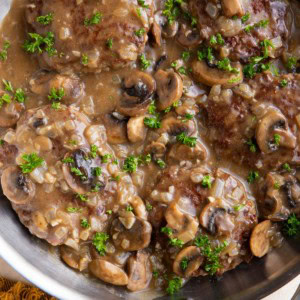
<box><xmin>147</xmin><ymin>164</ymin><xmax>257</xmax><ymax>276</ymax></box>
<box><xmin>25</xmin><ymin>0</ymin><xmax>154</xmax><ymax>73</ymax></box>
<box><xmin>204</xmin><ymin>73</ymin><xmax>300</xmax><ymax>171</ymax></box>
<box><xmin>189</xmin><ymin>0</ymin><xmax>291</xmax><ymax>62</ymax></box>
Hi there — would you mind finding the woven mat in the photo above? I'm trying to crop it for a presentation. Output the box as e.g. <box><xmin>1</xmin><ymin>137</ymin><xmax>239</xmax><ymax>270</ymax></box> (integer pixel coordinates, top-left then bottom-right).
<box><xmin>0</xmin><ymin>277</ymin><xmax>56</xmax><ymax>300</ymax></box>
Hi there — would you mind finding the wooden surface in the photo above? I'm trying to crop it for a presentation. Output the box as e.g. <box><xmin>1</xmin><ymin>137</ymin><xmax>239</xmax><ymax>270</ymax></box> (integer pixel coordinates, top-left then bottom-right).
<box><xmin>0</xmin><ymin>258</ymin><xmax>299</xmax><ymax>299</ymax></box>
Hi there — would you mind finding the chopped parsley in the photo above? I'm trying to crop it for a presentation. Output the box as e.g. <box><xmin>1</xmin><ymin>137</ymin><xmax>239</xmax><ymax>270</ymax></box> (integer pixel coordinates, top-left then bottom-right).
<box><xmin>283</xmin><ymin>163</ymin><xmax>291</xmax><ymax>172</ymax></box>
<box><xmin>101</xmin><ymin>154</ymin><xmax>112</xmax><ymax>163</ymax></box>
<box><xmin>2</xmin><ymin>79</ymin><xmax>13</xmax><ymax>92</ymax></box>
<box><xmin>93</xmin><ymin>232</ymin><xmax>109</xmax><ymax>256</ymax></box>
<box><xmin>182</xmin><ymin>113</ymin><xmax>194</xmax><ymax>122</ymax></box>
<box><xmin>0</xmin><ymin>93</ymin><xmax>11</xmax><ymax>107</ymax></box>
<box><xmin>273</xmin><ymin>134</ymin><xmax>280</xmax><ymax>146</ymax></box>
<box><xmin>201</xmin><ymin>175</ymin><xmax>212</xmax><ymax>189</ymax></box>
<box><xmin>144</xmin><ymin>116</ymin><xmax>161</xmax><ymax>129</ymax></box>
<box><xmin>156</xmin><ymin>159</ymin><xmax>166</xmax><ymax>169</ymax></box>
<box><xmin>84</xmin><ymin>12</ymin><xmax>102</xmax><ymax>26</ymax></box>
<box><xmin>15</xmin><ymin>88</ymin><xmax>26</xmax><ymax>103</ymax></box>
<box><xmin>51</xmin><ymin>102</ymin><xmax>61</xmax><ymax>110</ymax></box>
<box><xmin>194</xmin><ymin>234</ymin><xmax>228</xmax><ymax>275</ymax></box>
<box><xmin>197</xmin><ymin>46</ymin><xmax>214</xmax><ymax>63</ymax></box>
<box><xmin>178</xmin><ymin>66</ymin><xmax>187</xmax><ymax>75</ymax></box>
<box><xmin>71</xmin><ymin>167</ymin><xmax>87</xmax><ymax>181</ymax></box>
<box><xmin>280</xmin><ymin>79</ymin><xmax>288</xmax><ymax>87</ymax></box>
<box><xmin>89</xmin><ymin>144</ymin><xmax>98</xmax><ymax>159</ymax></box>
<box><xmin>246</xmin><ymin>139</ymin><xmax>257</xmax><ymax>153</ymax></box>
<box><xmin>106</xmin><ymin>210</ymin><xmax>113</xmax><ymax>215</ymax></box>
<box><xmin>126</xmin><ymin>205</ymin><xmax>133</xmax><ymax>212</ymax></box>
<box><xmin>148</xmin><ymin>100</ymin><xmax>157</xmax><ymax>115</ymax></box>
<box><xmin>20</xmin><ymin>153</ymin><xmax>44</xmax><ymax>173</ymax></box>
<box><xmin>91</xmin><ymin>182</ymin><xmax>103</xmax><ymax>192</ymax></box>
<box><xmin>247</xmin><ymin>171</ymin><xmax>259</xmax><ymax>183</ymax></box>
<box><xmin>123</xmin><ymin>155</ymin><xmax>139</xmax><ymax>173</ymax></box>
<box><xmin>176</xmin><ymin>132</ymin><xmax>197</xmax><ymax>147</ymax></box>
<box><xmin>244</xmin><ymin>19</ymin><xmax>269</xmax><ymax>33</ymax></box>
<box><xmin>180</xmin><ymin>257</ymin><xmax>189</xmax><ymax>271</ymax></box>
<box><xmin>62</xmin><ymin>157</ymin><xmax>75</xmax><ymax>164</ymax></box>
<box><xmin>93</xmin><ymin>167</ymin><xmax>102</xmax><ymax>177</ymax></box>
<box><xmin>81</xmin><ymin>54</ymin><xmax>89</xmax><ymax>66</ymax></box>
<box><xmin>283</xmin><ymin>214</ymin><xmax>300</xmax><ymax>237</ymax></box>
<box><xmin>210</xmin><ymin>33</ymin><xmax>224</xmax><ymax>45</ymax></box>
<box><xmin>67</xmin><ymin>207</ymin><xmax>82</xmax><ymax>213</ymax></box>
<box><xmin>169</xmin><ymin>237</ymin><xmax>184</xmax><ymax>248</ymax></box>
<box><xmin>274</xmin><ymin>182</ymin><xmax>280</xmax><ymax>189</ymax></box>
<box><xmin>106</xmin><ymin>38</ymin><xmax>113</xmax><ymax>49</ymax></box>
<box><xmin>80</xmin><ymin>218</ymin><xmax>90</xmax><ymax>228</ymax></box>
<box><xmin>241</xmin><ymin>12</ymin><xmax>251</xmax><ymax>24</ymax></box>
<box><xmin>76</xmin><ymin>193</ymin><xmax>89</xmax><ymax>202</ymax></box>
<box><xmin>152</xmin><ymin>270</ymin><xmax>159</xmax><ymax>279</ymax></box>
<box><xmin>286</xmin><ymin>57</ymin><xmax>297</xmax><ymax>72</ymax></box>
<box><xmin>36</xmin><ymin>13</ymin><xmax>53</xmax><ymax>25</ymax></box>
<box><xmin>139</xmin><ymin>54</ymin><xmax>151</xmax><ymax>70</ymax></box>
<box><xmin>166</xmin><ymin>276</ymin><xmax>182</xmax><ymax>295</ymax></box>
<box><xmin>0</xmin><ymin>41</ymin><xmax>10</xmax><ymax>61</ymax></box>
<box><xmin>217</xmin><ymin>58</ymin><xmax>239</xmax><ymax>74</ymax></box>
<box><xmin>233</xmin><ymin>204</ymin><xmax>245</xmax><ymax>211</ymax></box>
<box><xmin>23</xmin><ymin>32</ymin><xmax>56</xmax><ymax>56</ymax></box>
<box><xmin>181</xmin><ymin>51</ymin><xmax>190</xmax><ymax>61</ymax></box>
<box><xmin>146</xmin><ymin>203</ymin><xmax>153</xmax><ymax>211</ymax></box>
<box><xmin>163</xmin><ymin>0</ymin><xmax>182</xmax><ymax>25</ymax></box>
<box><xmin>135</xmin><ymin>28</ymin><xmax>146</xmax><ymax>37</ymax></box>
<box><xmin>109</xmin><ymin>175</ymin><xmax>120</xmax><ymax>182</ymax></box>
<box><xmin>48</xmin><ymin>87</ymin><xmax>64</xmax><ymax>101</ymax></box>
<box><xmin>161</xmin><ymin>226</ymin><xmax>173</xmax><ymax>236</ymax></box>
<box><xmin>138</xmin><ymin>0</ymin><xmax>149</xmax><ymax>8</ymax></box>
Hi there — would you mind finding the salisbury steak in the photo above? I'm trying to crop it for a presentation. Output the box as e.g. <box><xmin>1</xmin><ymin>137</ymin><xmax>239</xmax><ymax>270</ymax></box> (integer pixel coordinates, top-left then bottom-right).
<box><xmin>25</xmin><ymin>0</ymin><xmax>154</xmax><ymax>73</ymax></box>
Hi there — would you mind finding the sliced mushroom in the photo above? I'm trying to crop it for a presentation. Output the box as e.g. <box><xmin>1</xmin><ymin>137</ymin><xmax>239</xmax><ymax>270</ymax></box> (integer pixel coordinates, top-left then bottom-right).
<box><xmin>199</xmin><ymin>202</ymin><xmax>234</xmax><ymax>235</ymax></box>
<box><xmin>177</xmin><ymin>24</ymin><xmax>201</xmax><ymax>47</ymax></box>
<box><xmin>159</xmin><ymin>116</ymin><xmax>196</xmax><ymax>136</ymax></box>
<box><xmin>111</xmin><ymin>216</ymin><xmax>152</xmax><ymax>251</ymax></box>
<box><xmin>256</xmin><ymin>110</ymin><xmax>296</xmax><ymax>154</ymax></box>
<box><xmin>127</xmin><ymin>116</ymin><xmax>148</xmax><ymax>143</ymax></box>
<box><xmin>145</xmin><ymin>141</ymin><xmax>166</xmax><ymax>159</ymax></box>
<box><xmin>127</xmin><ymin>251</ymin><xmax>152</xmax><ymax>291</ymax></box>
<box><xmin>60</xmin><ymin>245</ymin><xmax>90</xmax><ymax>271</ymax></box>
<box><xmin>89</xmin><ymin>259</ymin><xmax>129</xmax><ymax>286</ymax></box>
<box><xmin>102</xmin><ymin>112</ymin><xmax>128</xmax><ymax>144</ymax></box>
<box><xmin>154</xmin><ymin>70</ymin><xmax>183</xmax><ymax>111</ymax></box>
<box><xmin>192</xmin><ymin>60</ymin><xmax>243</xmax><ymax>88</ymax></box>
<box><xmin>1</xmin><ymin>166</ymin><xmax>35</xmax><ymax>204</ymax></box>
<box><xmin>118</xmin><ymin>71</ymin><xmax>155</xmax><ymax>117</ymax></box>
<box><xmin>151</xmin><ymin>21</ymin><xmax>162</xmax><ymax>47</ymax></box>
<box><xmin>154</xmin><ymin>11</ymin><xmax>179</xmax><ymax>39</ymax></box>
<box><xmin>173</xmin><ymin>246</ymin><xmax>203</xmax><ymax>277</ymax></box>
<box><xmin>165</xmin><ymin>201</ymin><xmax>199</xmax><ymax>243</ymax></box>
<box><xmin>221</xmin><ymin>0</ymin><xmax>244</xmax><ymax>17</ymax></box>
<box><xmin>250</xmin><ymin>220</ymin><xmax>271</xmax><ymax>258</ymax></box>
<box><xmin>0</xmin><ymin>99</ymin><xmax>24</xmax><ymax>128</ymax></box>
<box><xmin>168</xmin><ymin>141</ymin><xmax>207</xmax><ymax>162</ymax></box>
<box><xmin>0</xmin><ymin>140</ymin><xmax>18</xmax><ymax>170</ymax></box>
<box><xmin>29</xmin><ymin>71</ymin><xmax>85</xmax><ymax>105</ymax></box>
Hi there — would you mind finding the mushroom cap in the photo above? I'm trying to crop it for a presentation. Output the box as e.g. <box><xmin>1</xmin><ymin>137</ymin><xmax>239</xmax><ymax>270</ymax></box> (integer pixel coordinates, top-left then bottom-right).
<box><xmin>1</xmin><ymin>166</ymin><xmax>35</xmax><ymax>205</ymax></box>
<box><xmin>89</xmin><ymin>259</ymin><xmax>129</xmax><ymax>286</ymax></box>
<box><xmin>127</xmin><ymin>251</ymin><xmax>152</xmax><ymax>291</ymax></box>
<box><xmin>127</xmin><ymin>116</ymin><xmax>147</xmax><ymax>143</ymax></box>
<box><xmin>177</xmin><ymin>24</ymin><xmax>201</xmax><ymax>47</ymax></box>
<box><xmin>256</xmin><ymin>110</ymin><xmax>296</xmax><ymax>154</ymax></box>
<box><xmin>111</xmin><ymin>216</ymin><xmax>152</xmax><ymax>251</ymax></box>
<box><xmin>173</xmin><ymin>246</ymin><xmax>203</xmax><ymax>277</ymax></box>
<box><xmin>192</xmin><ymin>60</ymin><xmax>243</xmax><ymax>88</ymax></box>
<box><xmin>118</xmin><ymin>71</ymin><xmax>155</xmax><ymax>117</ymax></box>
<box><xmin>0</xmin><ymin>100</ymin><xmax>24</xmax><ymax>128</ymax></box>
<box><xmin>154</xmin><ymin>70</ymin><xmax>183</xmax><ymax>111</ymax></box>
<box><xmin>250</xmin><ymin>220</ymin><xmax>271</xmax><ymax>258</ymax></box>
<box><xmin>102</xmin><ymin>112</ymin><xmax>128</xmax><ymax>144</ymax></box>
<box><xmin>154</xmin><ymin>11</ymin><xmax>179</xmax><ymax>38</ymax></box>
<box><xmin>221</xmin><ymin>0</ymin><xmax>244</xmax><ymax>17</ymax></box>
<box><xmin>159</xmin><ymin>116</ymin><xmax>196</xmax><ymax>136</ymax></box>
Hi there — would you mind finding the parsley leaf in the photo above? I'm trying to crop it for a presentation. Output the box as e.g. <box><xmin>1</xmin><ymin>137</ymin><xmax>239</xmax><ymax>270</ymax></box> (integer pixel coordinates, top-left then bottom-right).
<box><xmin>135</xmin><ymin>28</ymin><xmax>146</xmax><ymax>37</ymax></box>
<box><xmin>0</xmin><ymin>41</ymin><xmax>10</xmax><ymax>61</ymax></box>
<box><xmin>201</xmin><ymin>175</ymin><xmax>212</xmax><ymax>189</ymax></box>
<box><xmin>138</xmin><ymin>0</ymin><xmax>149</xmax><ymax>8</ymax></box>
<box><xmin>76</xmin><ymin>193</ymin><xmax>89</xmax><ymax>202</ymax></box>
<box><xmin>36</xmin><ymin>13</ymin><xmax>53</xmax><ymax>25</ymax></box>
<box><xmin>80</xmin><ymin>218</ymin><xmax>90</xmax><ymax>228</ymax></box>
<box><xmin>106</xmin><ymin>38</ymin><xmax>113</xmax><ymax>49</ymax></box>
<box><xmin>23</xmin><ymin>32</ymin><xmax>56</xmax><ymax>56</ymax></box>
<box><xmin>123</xmin><ymin>155</ymin><xmax>139</xmax><ymax>173</ymax></box>
<box><xmin>217</xmin><ymin>58</ymin><xmax>239</xmax><ymax>74</ymax></box>
<box><xmin>166</xmin><ymin>277</ymin><xmax>182</xmax><ymax>295</ymax></box>
<box><xmin>241</xmin><ymin>12</ymin><xmax>250</xmax><ymax>23</ymax></box>
<box><xmin>246</xmin><ymin>139</ymin><xmax>257</xmax><ymax>153</ymax></box>
<box><xmin>20</xmin><ymin>153</ymin><xmax>44</xmax><ymax>173</ymax></box>
<box><xmin>144</xmin><ymin>116</ymin><xmax>161</xmax><ymax>129</ymax></box>
<box><xmin>15</xmin><ymin>88</ymin><xmax>26</xmax><ymax>103</ymax></box>
<box><xmin>163</xmin><ymin>0</ymin><xmax>182</xmax><ymax>25</ymax></box>
<box><xmin>2</xmin><ymin>79</ymin><xmax>13</xmax><ymax>92</ymax></box>
<box><xmin>176</xmin><ymin>132</ymin><xmax>197</xmax><ymax>147</ymax></box>
<box><xmin>283</xmin><ymin>214</ymin><xmax>300</xmax><ymax>237</ymax></box>
<box><xmin>84</xmin><ymin>12</ymin><xmax>102</xmax><ymax>26</ymax></box>
<box><xmin>67</xmin><ymin>207</ymin><xmax>82</xmax><ymax>213</ymax></box>
<box><xmin>139</xmin><ymin>53</ymin><xmax>151</xmax><ymax>70</ymax></box>
<box><xmin>156</xmin><ymin>159</ymin><xmax>166</xmax><ymax>169</ymax></box>
<box><xmin>93</xmin><ymin>232</ymin><xmax>109</xmax><ymax>256</ymax></box>
<box><xmin>247</xmin><ymin>171</ymin><xmax>259</xmax><ymax>183</ymax></box>
<box><xmin>180</xmin><ymin>257</ymin><xmax>189</xmax><ymax>271</ymax></box>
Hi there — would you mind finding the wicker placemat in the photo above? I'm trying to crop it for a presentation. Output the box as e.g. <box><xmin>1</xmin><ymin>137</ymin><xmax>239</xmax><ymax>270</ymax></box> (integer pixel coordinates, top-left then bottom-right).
<box><xmin>0</xmin><ymin>277</ymin><xmax>56</xmax><ymax>300</ymax></box>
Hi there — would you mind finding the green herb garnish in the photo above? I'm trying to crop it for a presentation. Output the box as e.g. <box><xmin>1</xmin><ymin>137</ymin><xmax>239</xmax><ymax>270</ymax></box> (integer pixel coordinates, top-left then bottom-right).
<box><xmin>84</xmin><ymin>12</ymin><xmax>102</xmax><ymax>26</ymax></box>
<box><xmin>20</xmin><ymin>153</ymin><xmax>44</xmax><ymax>173</ymax></box>
<box><xmin>36</xmin><ymin>13</ymin><xmax>53</xmax><ymax>25</ymax></box>
<box><xmin>93</xmin><ymin>232</ymin><xmax>109</xmax><ymax>256</ymax></box>
<box><xmin>176</xmin><ymin>132</ymin><xmax>197</xmax><ymax>147</ymax></box>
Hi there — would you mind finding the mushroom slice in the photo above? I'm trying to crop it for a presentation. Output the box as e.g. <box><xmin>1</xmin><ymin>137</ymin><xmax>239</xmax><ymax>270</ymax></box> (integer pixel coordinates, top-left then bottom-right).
<box><xmin>168</xmin><ymin>141</ymin><xmax>207</xmax><ymax>162</ymax></box>
<box><xmin>192</xmin><ymin>60</ymin><xmax>243</xmax><ymax>88</ymax></box>
<box><xmin>159</xmin><ymin>116</ymin><xmax>196</xmax><ymax>137</ymax></box>
<box><xmin>0</xmin><ymin>100</ymin><xmax>24</xmax><ymax>128</ymax></box>
<box><xmin>60</xmin><ymin>245</ymin><xmax>90</xmax><ymax>271</ymax></box>
<box><xmin>127</xmin><ymin>116</ymin><xmax>147</xmax><ymax>143</ymax></box>
<box><xmin>199</xmin><ymin>202</ymin><xmax>234</xmax><ymax>236</ymax></box>
<box><xmin>177</xmin><ymin>24</ymin><xmax>201</xmax><ymax>47</ymax></box>
<box><xmin>221</xmin><ymin>0</ymin><xmax>244</xmax><ymax>17</ymax></box>
<box><xmin>256</xmin><ymin>110</ymin><xmax>296</xmax><ymax>154</ymax></box>
<box><xmin>102</xmin><ymin>112</ymin><xmax>128</xmax><ymax>144</ymax></box>
<box><xmin>173</xmin><ymin>246</ymin><xmax>203</xmax><ymax>277</ymax></box>
<box><xmin>1</xmin><ymin>166</ymin><xmax>35</xmax><ymax>204</ymax></box>
<box><xmin>250</xmin><ymin>220</ymin><xmax>271</xmax><ymax>258</ymax></box>
<box><xmin>165</xmin><ymin>202</ymin><xmax>199</xmax><ymax>244</ymax></box>
<box><xmin>89</xmin><ymin>259</ymin><xmax>129</xmax><ymax>286</ymax></box>
<box><xmin>145</xmin><ymin>141</ymin><xmax>166</xmax><ymax>160</ymax></box>
<box><xmin>118</xmin><ymin>71</ymin><xmax>155</xmax><ymax>117</ymax></box>
<box><xmin>127</xmin><ymin>251</ymin><xmax>152</xmax><ymax>291</ymax></box>
<box><xmin>154</xmin><ymin>11</ymin><xmax>179</xmax><ymax>38</ymax></box>
<box><xmin>111</xmin><ymin>217</ymin><xmax>152</xmax><ymax>251</ymax></box>
<box><xmin>154</xmin><ymin>70</ymin><xmax>183</xmax><ymax>111</ymax></box>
